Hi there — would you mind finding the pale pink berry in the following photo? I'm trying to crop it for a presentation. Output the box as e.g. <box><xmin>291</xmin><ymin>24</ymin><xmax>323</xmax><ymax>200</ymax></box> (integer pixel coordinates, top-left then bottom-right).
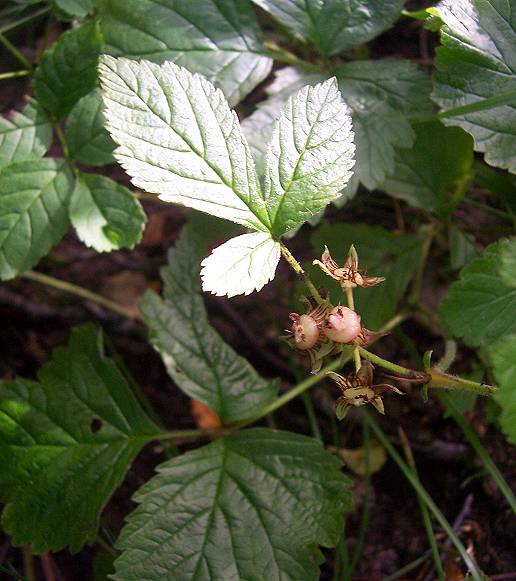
<box><xmin>290</xmin><ymin>313</ymin><xmax>320</xmax><ymax>350</ymax></box>
<box><xmin>323</xmin><ymin>306</ymin><xmax>361</xmax><ymax>343</ymax></box>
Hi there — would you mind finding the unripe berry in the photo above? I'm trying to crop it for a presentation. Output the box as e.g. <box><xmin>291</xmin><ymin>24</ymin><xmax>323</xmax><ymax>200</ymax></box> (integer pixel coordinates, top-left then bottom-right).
<box><xmin>323</xmin><ymin>306</ymin><xmax>361</xmax><ymax>343</ymax></box>
<box><xmin>290</xmin><ymin>313</ymin><xmax>320</xmax><ymax>350</ymax></box>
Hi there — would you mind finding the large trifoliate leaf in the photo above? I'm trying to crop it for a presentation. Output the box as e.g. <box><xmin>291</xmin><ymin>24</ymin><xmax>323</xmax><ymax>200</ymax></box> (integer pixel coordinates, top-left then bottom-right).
<box><xmin>263</xmin><ymin>78</ymin><xmax>355</xmax><ymax>236</ymax></box>
<box><xmin>99</xmin><ymin>56</ymin><xmax>270</xmax><ymax>233</ymax></box>
<box><xmin>382</xmin><ymin>120</ymin><xmax>474</xmax><ymax>217</ymax></box>
<box><xmin>243</xmin><ymin>62</ymin><xmax>432</xmax><ymax>191</ymax></box>
<box><xmin>489</xmin><ymin>335</ymin><xmax>516</xmax><ymax>444</ymax></box>
<box><xmin>69</xmin><ymin>173</ymin><xmax>146</xmax><ymax>252</ymax></box>
<box><xmin>0</xmin><ymin>324</ymin><xmax>160</xmax><ymax>553</ymax></box>
<box><xmin>0</xmin><ymin>158</ymin><xmax>73</xmax><ymax>280</ymax></box>
<box><xmin>311</xmin><ymin>223</ymin><xmax>423</xmax><ymax>329</ymax></box>
<box><xmin>140</xmin><ymin>223</ymin><xmax>278</xmax><ymax>421</ymax></box>
<box><xmin>201</xmin><ymin>232</ymin><xmax>280</xmax><ymax>297</ymax></box>
<box><xmin>33</xmin><ymin>19</ymin><xmax>103</xmax><ymax>117</ymax></box>
<box><xmin>0</xmin><ymin>101</ymin><xmax>52</xmax><ymax>169</ymax></box>
<box><xmin>114</xmin><ymin>428</ymin><xmax>352</xmax><ymax>581</ymax></box>
<box><xmin>440</xmin><ymin>238</ymin><xmax>516</xmax><ymax>347</ymax></box>
<box><xmin>97</xmin><ymin>0</ymin><xmax>272</xmax><ymax>106</ymax></box>
<box><xmin>432</xmin><ymin>0</ymin><xmax>516</xmax><ymax>173</ymax></box>
<box><xmin>65</xmin><ymin>88</ymin><xmax>115</xmax><ymax>167</ymax></box>
<box><xmin>252</xmin><ymin>0</ymin><xmax>404</xmax><ymax>56</ymax></box>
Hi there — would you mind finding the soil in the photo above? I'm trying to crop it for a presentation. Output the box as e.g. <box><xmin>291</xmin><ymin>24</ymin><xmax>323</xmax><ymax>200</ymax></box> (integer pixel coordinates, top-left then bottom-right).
<box><xmin>1</xmin><ymin>4</ymin><xmax>515</xmax><ymax>581</ymax></box>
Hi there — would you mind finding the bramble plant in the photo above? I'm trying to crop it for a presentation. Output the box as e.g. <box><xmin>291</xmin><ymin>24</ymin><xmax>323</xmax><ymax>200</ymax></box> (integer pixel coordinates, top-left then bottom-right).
<box><xmin>0</xmin><ymin>1</ymin><xmax>515</xmax><ymax>580</ymax></box>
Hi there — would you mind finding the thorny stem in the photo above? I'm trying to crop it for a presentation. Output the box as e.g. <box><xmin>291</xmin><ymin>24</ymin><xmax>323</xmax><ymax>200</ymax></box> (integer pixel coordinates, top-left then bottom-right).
<box><xmin>21</xmin><ymin>270</ymin><xmax>138</xmax><ymax>320</ymax></box>
<box><xmin>279</xmin><ymin>241</ymin><xmax>325</xmax><ymax>305</ymax></box>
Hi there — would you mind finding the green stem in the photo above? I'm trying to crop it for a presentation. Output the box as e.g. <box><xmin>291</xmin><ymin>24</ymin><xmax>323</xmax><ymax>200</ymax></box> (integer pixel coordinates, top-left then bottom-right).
<box><xmin>414</xmin><ymin>90</ymin><xmax>516</xmax><ymax>124</ymax></box>
<box><xmin>301</xmin><ymin>392</ymin><xmax>323</xmax><ymax>442</ymax></box>
<box><xmin>362</xmin><ymin>411</ymin><xmax>483</xmax><ymax>581</ymax></box>
<box><xmin>280</xmin><ymin>242</ymin><xmax>325</xmax><ymax>305</ymax></box>
<box><xmin>262</xmin><ymin>41</ymin><xmax>319</xmax><ymax>70</ymax></box>
<box><xmin>348</xmin><ymin>419</ymin><xmax>371</xmax><ymax>576</ymax></box>
<box><xmin>0</xmin><ymin>33</ymin><xmax>32</xmax><ymax>70</ymax></box>
<box><xmin>156</xmin><ymin>428</ymin><xmax>228</xmax><ymax>441</ymax></box>
<box><xmin>345</xmin><ymin>286</ymin><xmax>362</xmax><ymax>372</ymax></box>
<box><xmin>440</xmin><ymin>394</ymin><xmax>516</xmax><ymax>515</ymax></box>
<box><xmin>429</xmin><ymin>369</ymin><xmax>497</xmax><ymax>396</ymax></box>
<box><xmin>21</xmin><ymin>270</ymin><xmax>138</xmax><ymax>320</ymax></box>
<box><xmin>0</xmin><ymin>6</ymin><xmax>51</xmax><ymax>35</ymax></box>
<box><xmin>381</xmin><ymin>551</ymin><xmax>432</xmax><ymax>581</ymax></box>
<box><xmin>399</xmin><ymin>428</ymin><xmax>445</xmax><ymax>581</ymax></box>
<box><xmin>358</xmin><ymin>347</ymin><xmax>427</xmax><ymax>380</ymax></box>
<box><xmin>410</xmin><ymin>224</ymin><xmax>435</xmax><ymax>306</ymax></box>
<box><xmin>0</xmin><ymin>69</ymin><xmax>30</xmax><ymax>80</ymax></box>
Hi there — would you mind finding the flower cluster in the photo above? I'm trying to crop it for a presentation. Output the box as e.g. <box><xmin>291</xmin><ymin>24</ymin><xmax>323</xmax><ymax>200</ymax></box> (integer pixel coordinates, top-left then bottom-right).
<box><xmin>285</xmin><ymin>245</ymin><xmax>402</xmax><ymax>417</ymax></box>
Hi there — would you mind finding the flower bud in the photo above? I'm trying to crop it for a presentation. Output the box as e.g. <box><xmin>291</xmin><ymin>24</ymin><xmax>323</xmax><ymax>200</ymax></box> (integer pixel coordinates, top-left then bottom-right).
<box><xmin>290</xmin><ymin>313</ymin><xmax>320</xmax><ymax>350</ymax></box>
<box><xmin>323</xmin><ymin>306</ymin><xmax>361</xmax><ymax>343</ymax></box>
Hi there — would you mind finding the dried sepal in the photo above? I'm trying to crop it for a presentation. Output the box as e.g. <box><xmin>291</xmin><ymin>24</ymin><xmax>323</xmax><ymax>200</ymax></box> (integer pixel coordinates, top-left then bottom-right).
<box><xmin>327</xmin><ymin>361</ymin><xmax>403</xmax><ymax>419</ymax></box>
<box><xmin>313</xmin><ymin>245</ymin><xmax>385</xmax><ymax>290</ymax></box>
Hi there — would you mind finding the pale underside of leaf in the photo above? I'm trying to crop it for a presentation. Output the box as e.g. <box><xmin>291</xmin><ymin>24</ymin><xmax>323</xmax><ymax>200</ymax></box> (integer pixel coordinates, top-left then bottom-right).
<box><xmin>201</xmin><ymin>232</ymin><xmax>281</xmax><ymax>297</ymax></box>
<box><xmin>99</xmin><ymin>55</ymin><xmax>270</xmax><ymax>232</ymax></box>
<box><xmin>264</xmin><ymin>77</ymin><xmax>355</xmax><ymax>236</ymax></box>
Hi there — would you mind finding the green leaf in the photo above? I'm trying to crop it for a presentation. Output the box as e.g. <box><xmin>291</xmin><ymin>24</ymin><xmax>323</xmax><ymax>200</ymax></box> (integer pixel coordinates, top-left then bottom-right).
<box><xmin>140</xmin><ymin>224</ymin><xmax>278</xmax><ymax>421</ymax></box>
<box><xmin>311</xmin><ymin>223</ymin><xmax>423</xmax><ymax>329</ymax></box>
<box><xmin>449</xmin><ymin>225</ymin><xmax>478</xmax><ymax>270</ymax></box>
<box><xmin>97</xmin><ymin>0</ymin><xmax>272</xmax><ymax>106</ymax></box>
<box><xmin>0</xmin><ymin>101</ymin><xmax>52</xmax><ymax>169</ymax></box>
<box><xmin>251</xmin><ymin>0</ymin><xmax>404</xmax><ymax>56</ymax></box>
<box><xmin>243</xmin><ymin>61</ymin><xmax>432</xmax><ymax>191</ymax></box>
<box><xmin>0</xmin><ymin>158</ymin><xmax>73</xmax><ymax>280</ymax></box>
<box><xmin>54</xmin><ymin>0</ymin><xmax>94</xmax><ymax>18</ymax></box>
<box><xmin>114</xmin><ymin>428</ymin><xmax>352</xmax><ymax>581</ymax></box>
<box><xmin>432</xmin><ymin>0</ymin><xmax>516</xmax><ymax>173</ymax></box>
<box><xmin>439</xmin><ymin>239</ymin><xmax>516</xmax><ymax>347</ymax></box>
<box><xmin>382</xmin><ymin>121</ymin><xmax>474</xmax><ymax>216</ymax></box>
<box><xmin>263</xmin><ymin>78</ymin><xmax>355</xmax><ymax>236</ymax></box>
<box><xmin>0</xmin><ymin>324</ymin><xmax>160</xmax><ymax>553</ymax></box>
<box><xmin>69</xmin><ymin>173</ymin><xmax>146</xmax><ymax>252</ymax></box>
<box><xmin>65</xmin><ymin>88</ymin><xmax>115</xmax><ymax>167</ymax></box>
<box><xmin>201</xmin><ymin>232</ymin><xmax>280</xmax><ymax>297</ymax></box>
<box><xmin>474</xmin><ymin>161</ymin><xmax>516</xmax><ymax>214</ymax></box>
<box><xmin>33</xmin><ymin>19</ymin><xmax>103</xmax><ymax>117</ymax></box>
<box><xmin>489</xmin><ymin>335</ymin><xmax>516</xmax><ymax>444</ymax></box>
<box><xmin>99</xmin><ymin>55</ymin><xmax>271</xmax><ymax>233</ymax></box>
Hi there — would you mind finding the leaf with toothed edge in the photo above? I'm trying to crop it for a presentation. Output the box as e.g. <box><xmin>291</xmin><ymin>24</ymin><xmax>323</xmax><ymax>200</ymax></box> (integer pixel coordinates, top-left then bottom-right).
<box><xmin>201</xmin><ymin>232</ymin><xmax>281</xmax><ymax>298</ymax></box>
<box><xmin>98</xmin><ymin>55</ymin><xmax>271</xmax><ymax>233</ymax></box>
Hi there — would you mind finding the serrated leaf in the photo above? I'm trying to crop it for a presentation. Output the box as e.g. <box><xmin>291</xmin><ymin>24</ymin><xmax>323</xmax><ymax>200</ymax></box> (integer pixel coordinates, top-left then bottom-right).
<box><xmin>140</xmin><ymin>224</ymin><xmax>277</xmax><ymax>421</ymax></box>
<box><xmin>98</xmin><ymin>0</ymin><xmax>272</xmax><ymax>106</ymax></box>
<box><xmin>382</xmin><ymin>121</ymin><xmax>474</xmax><ymax>216</ymax></box>
<box><xmin>54</xmin><ymin>0</ymin><xmax>93</xmax><ymax>18</ymax></box>
<box><xmin>201</xmin><ymin>231</ymin><xmax>281</xmax><ymax>297</ymax></box>
<box><xmin>252</xmin><ymin>0</ymin><xmax>404</xmax><ymax>56</ymax></box>
<box><xmin>33</xmin><ymin>19</ymin><xmax>103</xmax><ymax>117</ymax></box>
<box><xmin>0</xmin><ymin>324</ymin><xmax>160</xmax><ymax>553</ymax></box>
<box><xmin>99</xmin><ymin>56</ymin><xmax>271</xmax><ymax>233</ymax></box>
<box><xmin>66</xmin><ymin>88</ymin><xmax>115</xmax><ymax>166</ymax></box>
<box><xmin>243</xmin><ymin>62</ymin><xmax>432</xmax><ymax>191</ymax></box>
<box><xmin>432</xmin><ymin>0</ymin><xmax>516</xmax><ymax>173</ymax></box>
<box><xmin>0</xmin><ymin>158</ymin><xmax>73</xmax><ymax>280</ymax></box>
<box><xmin>70</xmin><ymin>173</ymin><xmax>146</xmax><ymax>252</ymax></box>
<box><xmin>114</xmin><ymin>428</ymin><xmax>352</xmax><ymax>581</ymax></box>
<box><xmin>440</xmin><ymin>238</ymin><xmax>516</xmax><ymax>347</ymax></box>
<box><xmin>0</xmin><ymin>101</ymin><xmax>52</xmax><ymax>169</ymax></box>
<box><xmin>263</xmin><ymin>78</ymin><xmax>355</xmax><ymax>236</ymax></box>
<box><xmin>311</xmin><ymin>223</ymin><xmax>423</xmax><ymax>329</ymax></box>
<box><xmin>489</xmin><ymin>335</ymin><xmax>516</xmax><ymax>444</ymax></box>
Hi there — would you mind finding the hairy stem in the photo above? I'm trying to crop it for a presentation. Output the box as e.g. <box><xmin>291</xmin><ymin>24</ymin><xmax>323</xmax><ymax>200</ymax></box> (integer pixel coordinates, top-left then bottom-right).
<box><xmin>280</xmin><ymin>242</ymin><xmax>325</xmax><ymax>305</ymax></box>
